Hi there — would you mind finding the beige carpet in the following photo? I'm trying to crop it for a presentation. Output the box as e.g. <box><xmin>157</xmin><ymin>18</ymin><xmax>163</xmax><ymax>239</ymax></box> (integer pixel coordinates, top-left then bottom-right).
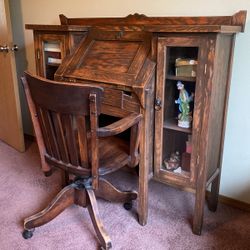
<box><xmin>0</xmin><ymin>140</ymin><xmax>250</xmax><ymax>250</ymax></box>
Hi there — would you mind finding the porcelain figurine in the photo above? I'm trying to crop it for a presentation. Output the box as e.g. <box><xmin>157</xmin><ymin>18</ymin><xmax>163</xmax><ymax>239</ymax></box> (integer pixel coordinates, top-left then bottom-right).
<box><xmin>175</xmin><ymin>81</ymin><xmax>193</xmax><ymax>128</ymax></box>
<box><xmin>164</xmin><ymin>151</ymin><xmax>180</xmax><ymax>171</ymax></box>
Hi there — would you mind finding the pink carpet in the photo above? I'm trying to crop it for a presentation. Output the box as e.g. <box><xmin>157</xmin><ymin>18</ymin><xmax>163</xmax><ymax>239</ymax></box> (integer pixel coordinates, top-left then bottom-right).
<box><xmin>0</xmin><ymin>139</ymin><xmax>250</xmax><ymax>250</ymax></box>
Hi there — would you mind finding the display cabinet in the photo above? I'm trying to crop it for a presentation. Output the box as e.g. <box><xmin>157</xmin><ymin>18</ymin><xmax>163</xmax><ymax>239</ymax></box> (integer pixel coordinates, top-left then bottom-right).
<box><xmin>36</xmin><ymin>33</ymin><xmax>66</xmax><ymax>79</ymax></box>
<box><xmin>26</xmin><ymin>25</ymin><xmax>88</xmax><ymax>79</ymax></box>
<box><xmin>154</xmin><ymin>33</ymin><xmax>237</xmax><ymax>234</ymax></box>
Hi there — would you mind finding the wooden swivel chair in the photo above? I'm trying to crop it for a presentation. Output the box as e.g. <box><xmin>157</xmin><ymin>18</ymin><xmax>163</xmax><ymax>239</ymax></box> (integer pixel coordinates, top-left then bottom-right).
<box><xmin>21</xmin><ymin>71</ymin><xmax>142</xmax><ymax>250</ymax></box>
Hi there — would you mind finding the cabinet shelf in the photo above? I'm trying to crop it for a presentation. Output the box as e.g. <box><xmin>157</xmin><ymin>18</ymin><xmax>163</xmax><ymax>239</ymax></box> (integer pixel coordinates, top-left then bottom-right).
<box><xmin>46</xmin><ymin>63</ymin><xmax>60</xmax><ymax>67</ymax></box>
<box><xmin>163</xmin><ymin>118</ymin><xmax>192</xmax><ymax>134</ymax></box>
<box><xmin>160</xmin><ymin>167</ymin><xmax>191</xmax><ymax>179</ymax></box>
<box><xmin>166</xmin><ymin>74</ymin><xmax>196</xmax><ymax>82</ymax></box>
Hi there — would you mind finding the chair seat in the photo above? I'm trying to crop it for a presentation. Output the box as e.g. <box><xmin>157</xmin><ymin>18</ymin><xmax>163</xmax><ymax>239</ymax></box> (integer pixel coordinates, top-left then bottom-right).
<box><xmin>98</xmin><ymin>136</ymin><xmax>129</xmax><ymax>176</ymax></box>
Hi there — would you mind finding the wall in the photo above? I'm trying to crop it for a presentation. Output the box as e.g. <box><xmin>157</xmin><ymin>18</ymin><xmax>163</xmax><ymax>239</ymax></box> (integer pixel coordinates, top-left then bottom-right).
<box><xmin>9</xmin><ymin>0</ymin><xmax>33</xmax><ymax>135</ymax></box>
<box><xmin>12</xmin><ymin>0</ymin><xmax>250</xmax><ymax>204</ymax></box>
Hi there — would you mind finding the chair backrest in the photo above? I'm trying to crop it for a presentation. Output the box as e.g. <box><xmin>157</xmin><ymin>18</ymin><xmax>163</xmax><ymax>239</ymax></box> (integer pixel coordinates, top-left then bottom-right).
<box><xmin>22</xmin><ymin>71</ymin><xmax>103</xmax><ymax>181</ymax></box>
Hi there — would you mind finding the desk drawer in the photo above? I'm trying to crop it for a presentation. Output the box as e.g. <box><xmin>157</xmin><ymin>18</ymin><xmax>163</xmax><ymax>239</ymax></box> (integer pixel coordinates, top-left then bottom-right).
<box><xmin>102</xmin><ymin>88</ymin><xmax>140</xmax><ymax>114</ymax></box>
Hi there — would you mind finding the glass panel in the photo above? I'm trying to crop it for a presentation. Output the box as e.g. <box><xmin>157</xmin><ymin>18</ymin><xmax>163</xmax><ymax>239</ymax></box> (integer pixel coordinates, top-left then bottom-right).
<box><xmin>161</xmin><ymin>46</ymin><xmax>198</xmax><ymax>178</ymax></box>
<box><xmin>43</xmin><ymin>41</ymin><xmax>62</xmax><ymax>80</ymax></box>
<box><xmin>167</xmin><ymin>47</ymin><xmax>198</xmax><ymax>76</ymax></box>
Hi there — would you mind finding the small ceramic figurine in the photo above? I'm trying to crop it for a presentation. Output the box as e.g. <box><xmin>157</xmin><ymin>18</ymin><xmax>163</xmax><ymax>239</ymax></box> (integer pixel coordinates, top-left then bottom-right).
<box><xmin>175</xmin><ymin>81</ymin><xmax>194</xmax><ymax>128</ymax></box>
<box><xmin>164</xmin><ymin>151</ymin><xmax>180</xmax><ymax>171</ymax></box>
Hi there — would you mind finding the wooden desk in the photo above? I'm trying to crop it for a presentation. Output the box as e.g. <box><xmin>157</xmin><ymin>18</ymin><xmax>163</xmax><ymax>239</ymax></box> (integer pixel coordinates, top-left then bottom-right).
<box><xmin>26</xmin><ymin>10</ymin><xmax>246</xmax><ymax>233</ymax></box>
<box><xmin>25</xmin><ymin>27</ymin><xmax>156</xmax><ymax>226</ymax></box>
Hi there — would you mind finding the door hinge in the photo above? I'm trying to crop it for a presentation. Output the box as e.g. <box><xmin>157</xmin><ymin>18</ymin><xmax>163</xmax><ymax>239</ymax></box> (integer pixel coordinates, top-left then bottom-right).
<box><xmin>196</xmin><ymin>155</ymin><xmax>200</xmax><ymax>166</ymax></box>
<box><xmin>36</xmin><ymin>49</ymin><xmax>40</xmax><ymax>60</ymax></box>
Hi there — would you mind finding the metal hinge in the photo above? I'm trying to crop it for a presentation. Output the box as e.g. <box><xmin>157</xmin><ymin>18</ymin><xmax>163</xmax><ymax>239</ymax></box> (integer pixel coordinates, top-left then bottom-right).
<box><xmin>204</xmin><ymin>64</ymin><xmax>207</xmax><ymax>74</ymax></box>
<box><xmin>36</xmin><ymin>49</ymin><xmax>40</xmax><ymax>60</ymax></box>
<box><xmin>196</xmin><ymin>155</ymin><xmax>200</xmax><ymax>166</ymax></box>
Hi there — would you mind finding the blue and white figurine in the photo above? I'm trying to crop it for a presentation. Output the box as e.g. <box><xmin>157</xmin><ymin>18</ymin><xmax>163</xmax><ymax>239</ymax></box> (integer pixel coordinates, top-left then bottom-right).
<box><xmin>175</xmin><ymin>81</ymin><xmax>194</xmax><ymax>128</ymax></box>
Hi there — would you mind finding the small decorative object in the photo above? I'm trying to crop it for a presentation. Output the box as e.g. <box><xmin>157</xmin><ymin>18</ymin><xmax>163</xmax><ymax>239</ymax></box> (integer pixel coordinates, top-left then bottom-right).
<box><xmin>181</xmin><ymin>152</ymin><xmax>191</xmax><ymax>172</ymax></box>
<box><xmin>186</xmin><ymin>135</ymin><xmax>192</xmax><ymax>154</ymax></box>
<box><xmin>175</xmin><ymin>58</ymin><xmax>198</xmax><ymax>77</ymax></box>
<box><xmin>164</xmin><ymin>151</ymin><xmax>180</xmax><ymax>171</ymax></box>
<box><xmin>175</xmin><ymin>81</ymin><xmax>194</xmax><ymax>128</ymax></box>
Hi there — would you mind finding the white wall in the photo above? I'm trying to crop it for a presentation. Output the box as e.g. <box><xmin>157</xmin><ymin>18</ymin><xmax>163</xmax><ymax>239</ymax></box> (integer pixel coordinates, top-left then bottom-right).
<box><xmin>15</xmin><ymin>0</ymin><xmax>250</xmax><ymax>204</ymax></box>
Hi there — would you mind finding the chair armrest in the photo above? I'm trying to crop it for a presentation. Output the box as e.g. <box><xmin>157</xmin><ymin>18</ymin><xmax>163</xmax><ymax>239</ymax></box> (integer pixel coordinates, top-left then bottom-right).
<box><xmin>97</xmin><ymin>113</ymin><xmax>142</xmax><ymax>137</ymax></box>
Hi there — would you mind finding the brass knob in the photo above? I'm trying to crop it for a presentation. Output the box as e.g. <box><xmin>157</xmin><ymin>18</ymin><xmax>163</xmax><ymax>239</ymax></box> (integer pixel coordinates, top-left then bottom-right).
<box><xmin>11</xmin><ymin>44</ymin><xmax>18</xmax><ymax>51</ymax></box>
<box><xmin>0</xmin><ymin>45</ymin><xmax>9</xmax><ymax>53</ymax></box>
<box><xmin>155</xmin><ymin>98</ymin><xmax>162</xmax><ymax>111</ymax></box>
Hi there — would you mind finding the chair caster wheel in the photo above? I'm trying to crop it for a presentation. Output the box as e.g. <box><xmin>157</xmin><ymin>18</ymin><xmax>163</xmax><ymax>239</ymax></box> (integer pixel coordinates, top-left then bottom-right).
<box><xmin>100</xmin><ymin>242</ymin><xmax>112</xmax><ymax>250</ymax></box>
<box><xmin>123</xmin><ymin>201</ymin><xmax>133</xmax><ymax>210</ymax></box>
<box><xmin>22</xmin><ymin>229</ymin><xmax>34</xmax><ymax>239</ymax></box>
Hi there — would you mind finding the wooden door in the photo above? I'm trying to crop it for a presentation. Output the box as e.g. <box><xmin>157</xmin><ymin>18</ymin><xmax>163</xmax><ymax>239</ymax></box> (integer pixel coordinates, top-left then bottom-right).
<box><xmin>0</xmin><ymin>0</ymin><xmax>24</xmax><ymax>151</ymax></box>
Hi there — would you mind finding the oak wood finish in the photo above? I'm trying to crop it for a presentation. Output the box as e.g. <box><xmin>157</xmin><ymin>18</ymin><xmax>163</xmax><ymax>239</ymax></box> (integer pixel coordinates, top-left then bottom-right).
<box><xmin>22</xmin><ymin>72</ymin><xmax>142</xmax><ymax>249</ymax></box>
<box><xmin>54</xmin><ymin>29</ymin><xmax>156</xmax><ymax>227</ymax></box>
<box><xmin>154</xmin><ymin>31</ymin><xmax>243</xmax><ymax>235</ymax></box>
<box><xmin>25</xmin><ymin>10</ymin><xmax>246</xmax><ymax>236</ymax></box>
<box><xmin>22</xmin><ymin>74</ymin><xmax>51</xmax><ymax>173</ymax></box>
<box><xmin>59</xmin><ymin>11</ymin><xmax>246</xmax><ymax>31</ymax></box>
<box><xmin>207</xmin><ymin>34</ymin><xmax>236</xmax><ymax>213</ymax></box>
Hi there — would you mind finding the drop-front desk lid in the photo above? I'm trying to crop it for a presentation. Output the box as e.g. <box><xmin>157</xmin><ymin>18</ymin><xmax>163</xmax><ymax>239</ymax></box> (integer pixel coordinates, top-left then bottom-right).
<box><xmin>55</xmin><ymin>29</ymin><xmax>155</xmax><ymax>107</ymax></box>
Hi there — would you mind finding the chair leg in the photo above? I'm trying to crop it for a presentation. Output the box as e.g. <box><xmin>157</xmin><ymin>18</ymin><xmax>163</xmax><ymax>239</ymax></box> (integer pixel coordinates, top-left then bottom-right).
<box><xmin>23</xmin><ymin>184</ymin><xmax>75</xmax><ymax>237</ymax></box>
<box><xmin>23</xmin><ymin>178</ymin><xmax>112</xmax><ymax>249</ymax></box>
<box><xmin>86</xmin><ymin>188</ymin><xmax>112</xmax><ymax>250</ymax></box>
<box><xmin>95</xmin><ymin>178</ymin><xmax>137</xmax><ymax>203</ymax></box>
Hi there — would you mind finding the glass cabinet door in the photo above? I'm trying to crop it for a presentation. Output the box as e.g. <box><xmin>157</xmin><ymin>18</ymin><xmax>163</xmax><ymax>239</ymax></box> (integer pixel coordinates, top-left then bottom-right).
<box><xmin>155</xmin><ymin>36</ymin><xmax>206</xmax><ymax>187</ymax></box>
<box><xmin>37</xmin><ymin>34</ymin><xmax>67</xmax><ymax>79</ymax></box>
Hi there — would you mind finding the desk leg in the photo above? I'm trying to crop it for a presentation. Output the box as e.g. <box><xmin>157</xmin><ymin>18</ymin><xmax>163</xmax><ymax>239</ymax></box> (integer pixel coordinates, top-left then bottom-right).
<box><xmin>208</xmin><ymin>172</ymin><xmax>221</xmax><ymax>212</ymax></box>
<box><xmin>138</xmin><ymin>129</ymin><xmax>149</xmax><ymax>226</ymax></box>
<box><xmin>193</xmin><ymin>160</ymin><xmax>207</xmax><ymax>235</ymax></box>
<box><xmin>193</xmin><ymin>184</ymin><xmax>205</xmax><ymax>235</ymax></box>
<box><xmin>137</xmin><ymin>85</ymin><xmax>154</xmax><ymax>226</ymax></box>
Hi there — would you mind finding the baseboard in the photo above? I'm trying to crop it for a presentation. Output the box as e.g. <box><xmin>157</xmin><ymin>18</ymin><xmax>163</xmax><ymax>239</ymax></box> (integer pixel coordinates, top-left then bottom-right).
<box><xmin>218</xmin><ymin>194</ymin><xmax>250</xmax><ymax>212</ymax></box>
<box><xmin>206</xmin><ymin>191</ymin><xmax>250</xmax><ymax>212</ymax></box>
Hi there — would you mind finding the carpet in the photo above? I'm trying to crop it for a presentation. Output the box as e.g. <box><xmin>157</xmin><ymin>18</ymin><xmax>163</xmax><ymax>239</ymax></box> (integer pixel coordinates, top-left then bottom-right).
<box><xmin>0</xmin><ymin>140</ymin><xmax>249</xmax><ymax>250</ymax></box>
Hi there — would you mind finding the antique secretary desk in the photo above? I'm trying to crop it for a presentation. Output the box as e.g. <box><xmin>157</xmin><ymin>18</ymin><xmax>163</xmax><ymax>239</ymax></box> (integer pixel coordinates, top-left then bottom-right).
<box><xmin>26</xmin><ymin>10</ymin><xmax>247</xmax><ymax>234</ymax></box>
